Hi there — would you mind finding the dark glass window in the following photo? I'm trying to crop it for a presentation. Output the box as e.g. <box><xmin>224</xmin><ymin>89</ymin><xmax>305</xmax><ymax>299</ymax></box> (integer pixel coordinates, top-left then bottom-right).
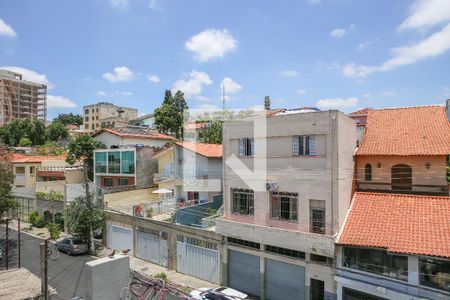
<box><xmin>119</xmin><ymin>178</ymin><xmax>129</xmax><ymax>186</ymax></box>
<box><xmin>231</xmin><ymin>188</ymin><xmax>254</xmax><ymax>215</ymax></box>
<box><xmin>271</xmin><ymin>192</ymin><xmax>298</xmax><ymax>222</ymax></box>
<box><xmin>95</xmin><ymin>152</ymin><xmax>107</xmax><ymax>173</ymax></box>
<box><xmin>265</xmin><ymin>245</ymin><xmax>305</xmax><ymax>260</ymax></box>
<box><xmin>121</xmin><ymin>151</ymin><xmax>135</xmax><ymax>174</ymax></box>
<box><xmin>365</xmin><ymin>164</ymin><xmax>372</xmax><ymax>181</ymax></box>
<box><xmin>311</xmin><ymin>254</ymin><xmax>333</xmax><ymax>266</ymax></box>
<box><xmin>343</xmin><ymin>288</ymin><xmax>387</xmax><ymax>300</ymax></box>
<box><xmin>227</xmin><ymin>237</ymin><xmax>260</xmax><ymax>250</ymax></box>
<box><xmin>103</xmin><ymin>177</ymin><xmax>113</xmax><ymax>187</ymax></box>
<box><xmin>419</xmin><ymin>257</ymin><xmax>450</xmax><ymax>292</ymax></box>
<box><xmin>310</xmin><ymin>279</ymin><xmax>324</xmax><ymax>300</ymax></box>
<box><xmin>108</xmin><ymin>151</ymin><xmax>120</xmax><ymax>173</ymax></box>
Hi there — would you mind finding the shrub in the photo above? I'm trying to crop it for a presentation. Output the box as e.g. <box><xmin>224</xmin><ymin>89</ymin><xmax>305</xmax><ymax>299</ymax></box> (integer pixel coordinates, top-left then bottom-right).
<box><xmin>34</xmin><ymin>216</ymin><xmax>47</xmax><ymax>228</ymax></box>
<box><xmin>47</xmin><ymin>222</ymin><xmax>61</xmax><ymax>240</ymax></box>
<box><xmin>154</xmin><ymin>272</ymin><xmax>168</xmax><ymax>281</ymax></box>
<box><xmin>29</xmin><ymin>211</ymin><xmax>39</xmax><ymax>224</ymax></box>
<box><xmin>37</xmin><ymin>191</ymin><xmax>64</xmax><ymax>201</ymax></box>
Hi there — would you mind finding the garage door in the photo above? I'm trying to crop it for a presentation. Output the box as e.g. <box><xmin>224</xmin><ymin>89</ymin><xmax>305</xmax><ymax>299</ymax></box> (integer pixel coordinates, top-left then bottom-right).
<box><xmin>107</xmin><ymin>224</ymin><xmax>133</xmax><ymax>253</ymax></box>
<box><xmin>228</xmin><ymin>250</ymin><xmax>260</xmax><ymax>297</ymax></box>
<box><xmin>136</xmin><ymin>230</ymin><xmax>168</xmax><ymax>267</ymax></box>
<box><xmin>265</xmin><ymin>259</ymin><xmax>305</xmax><ymax>300</ymax></box>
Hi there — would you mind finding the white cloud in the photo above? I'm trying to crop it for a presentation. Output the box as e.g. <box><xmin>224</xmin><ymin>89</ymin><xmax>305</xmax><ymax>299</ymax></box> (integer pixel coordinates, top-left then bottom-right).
<box><xmin>185</xmin><ymin>29</ymin><xmax>237</xmax><ymax>62</ymax></box>
<box><xmin>316</xmin><ymin>97</ymin><xmax>358</xmax><ymax>109</ymax></box>
<box><xmin>102</xmin><ymin>66</ymin><xmax>134</xmax><ymax>82</ymax></box>
<box><xmin>398</xmin><ymin>0</ymin><xmax>450</xmax><ymax>31</ymax></box>
<box><xmin>279</xmin><ymin>70</ymin><xmax>299</xmax><ymax>77</ymax></box>
<box><xmin>362</xmin><ymin>93</ymin><xmax>371</xmax><ymax>98</ymax></box>
<box><xmin>112</xmin><ymin>91</ymin><xmax>133</xmax><ymax>97</ymax></box>
<box><xmin>47</xmin><ymin>95</ymin><xmax>76</xmax><ymax>109</ymax></box>
<box><xmin>96</xmin><ymin>90</ymin><xmax>107</xmax><ymax>97</ymax></box>
<box><xmin>172</xmin><ymin>70</ymin><xmax>213</xmax><ymax>98</ymax></box>
<box><xmin>0</xmin><ymin>66</ymin><xmax>54</xmax><ymax>89</ymax></box>
<box><xmin>330</xmin><ymin>28</ymin><xmax>347</xmax><ymax>38</ymax></box>
<box><xmin>0</xmin><ymin>18</ymin><xmax>16</xmax><ymax>37</ymax></box>
<box><xmin>297</xmin><ymin>89</ymin><xmax>307</xmax><ymax>94</ymax></box>
<box><xmin>109</xmin><ymin>0</ymin><xmax>128</xmax><ymax>8</ymax></box>
<box><xmin>148</xmin><ymin>75</ymin><xmax>160</xmax><ymax>83</ymax></box>
<box><xmin>342</xmin><ymin>63</ymin><xmax>378</xmax><ymax>78</ymax></box>
<box><xmin>357</xmin><ymin>38</ymin><xmax>379</xmax><ymax>50</ymax></box>
<box><xmin>221</xmin><ymin>77</ymin><xmax>242</xmax><ymax>94</ymax></box>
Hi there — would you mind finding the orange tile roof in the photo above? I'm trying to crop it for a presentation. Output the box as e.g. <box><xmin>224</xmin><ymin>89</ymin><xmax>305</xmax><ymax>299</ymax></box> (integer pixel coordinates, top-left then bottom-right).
<box><xmin>357</xmin><ymin>106</ymin><xmax>450</xmax><ymax>156</ymax></box>
<box><xmin>11</xmin><ymin>154</ymin><xmax>68</xmax><ymax>163</ymax></box>
<box><xmin>176</xmin><ymin>142</ymin><xmax>222</xmax><ymax>158</ymax></box>
<box><xmin>349</xmin><ymin>108</ymin><xmax>371</xmax><ymax>115</ymax></box>
<box><xmin>338</xmin><ymin>192</ymin><xmax>450</xmax><ymax>258</ymax></box>
<box><xmin>94</xmin><ymin>128</ymin><xmax>173</xmax><ymax>140</ymax></box>
<box><xmin>185</xmin><ymin>122</ymin><xmax>208</xmax><ymax>130</ymax></box>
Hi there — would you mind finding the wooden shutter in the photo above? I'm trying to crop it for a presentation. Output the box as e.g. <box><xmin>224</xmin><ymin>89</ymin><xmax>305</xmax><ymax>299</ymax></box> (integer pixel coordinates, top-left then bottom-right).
<box><xmin>292</xmin><ymin>136</ymin><xmax>299</xmax><ymax>155</ymax></box>
<box><xmin>239</xmin><ymin>139</ymin><xmax>244</xmax><ymax>156</ymax></box>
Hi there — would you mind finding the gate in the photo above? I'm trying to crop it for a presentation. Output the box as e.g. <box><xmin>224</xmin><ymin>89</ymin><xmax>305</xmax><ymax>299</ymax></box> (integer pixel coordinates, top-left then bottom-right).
<box><xmin>228</xmin><ymin>250</ymin><xmax>260</xmax><ymax>297</ymax></box>
<box><xmin>107</xmin><ymin>223</ymin><xmax>133</xmax><ymax>253</ymax></box>
<box><xmin>136</xmin><ymin>230</ymin><xmax>168</xmax><ymax>267</ymax></box>
<box><xmin>176</xmin><ymin>236</ymin><xmax>219</xmax><ymax>283</ymax></box>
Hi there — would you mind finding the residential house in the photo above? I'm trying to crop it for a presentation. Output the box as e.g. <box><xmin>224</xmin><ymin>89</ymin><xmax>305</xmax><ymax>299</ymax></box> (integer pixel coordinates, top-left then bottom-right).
<box><xmin>83</xmin><ymin>102</ymin><xmax>138</xmax><ymax>134</ymax></box>
<box><xmin>215</xmin><ymin>109</ymin><xmax>356</xmax><ymax>299</ymax></box>
<box><xmin>335</xmin><ymin>192</ymin><xmax>450</xmax><ymax>300</ymax></box>
<box><xmin>355</xmin><ymin>106</ymin><xmax>450</xmax><ymax>196</ymax></box>
<box><xmin>93</xmin><ymin>128</ymin><xmax>173</xmax><ymax>149</ymax></box>
<box><xmin>128</xmin><ymin>113</ymin><xmax>155</xmax><ymax>129</ymax></box>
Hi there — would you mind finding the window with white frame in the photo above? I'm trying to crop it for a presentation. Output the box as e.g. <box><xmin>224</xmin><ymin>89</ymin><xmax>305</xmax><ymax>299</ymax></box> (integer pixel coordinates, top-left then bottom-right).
<box><xmin>292</xmin><ymin>135</ymin><xmax>316</xmax><ymax>156</ymax></box>
<box><xmin>270</xmin><ymin>192</ymin><xmax>298</xmax><ymax>222</ymax></box>
<box><xmin>232</xmin><ymin>188</ymin><xmax>254</xmax><ymax>215</ymax></box>
<box><xmin>238</xmin><ymin>138</ymin><xmax>255</xmax><ymax>157</ymax></box>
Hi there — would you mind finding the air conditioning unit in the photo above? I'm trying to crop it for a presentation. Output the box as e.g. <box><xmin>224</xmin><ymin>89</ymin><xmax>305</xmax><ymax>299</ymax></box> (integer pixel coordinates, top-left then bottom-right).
<box><xmin>266</xmin><ymin>182</ymin><xmax>279</xmax><ymax>191</ymax></box>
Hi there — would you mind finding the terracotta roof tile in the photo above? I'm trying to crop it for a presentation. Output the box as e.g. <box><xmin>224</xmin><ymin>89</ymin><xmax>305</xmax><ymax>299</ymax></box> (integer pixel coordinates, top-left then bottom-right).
<box><xmin>11</xmin><ymin>154</ymin><xmax>68</xmax><ymax>163</ymax></box>
<box><xmin>357</xmin><ymin>106</ymin><xmax>450</xmax><ymax>156</ymax></box>
<box><xmin>338</xmin><ymin>192</ymin><xmax>450</xmax><ymax>258</ymax></box>
<box><xmin>185</xmin><ymin>122</ymin><xmax>208</xmax><ymax>130</ymax></box>
<box><xmin>349</xmin><ymin>108</ymin><xmax>371</xmax><ymax>115</ymax></box>
<box><xmin>93</xmin><ymin>128</ymin><xmax>173</xmax><ymax>140</ymax></box>
<box><xmin>175</xmin><ymin>142</ymin><xmax>222</xmax><ymax>158</ymax></box>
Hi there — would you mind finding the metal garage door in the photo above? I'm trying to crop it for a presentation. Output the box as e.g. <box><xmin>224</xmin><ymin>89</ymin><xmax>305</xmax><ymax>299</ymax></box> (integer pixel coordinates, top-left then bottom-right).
<box><xmin>107</xmin><ymin>224</ymin><xmax>133</xmax><ymax>253</ymax></box>
<box><xmin>176</xmin><ymin>236</ymin><xmax>219</xmax><ymax>283</ymax></box>
<box><xmin>228</xmin><ymin>250</ymin><xmax>260</xmax><ymax>297</ymax></box>
<box><xmin>136</xmin><ymin>230</ymin><xmax>168</xmax><ymax>267</ymax></box>
<box><xmin>265</xmin><ymin>259</ymin><xmax>305</xmax><ymax>300</ymax></box>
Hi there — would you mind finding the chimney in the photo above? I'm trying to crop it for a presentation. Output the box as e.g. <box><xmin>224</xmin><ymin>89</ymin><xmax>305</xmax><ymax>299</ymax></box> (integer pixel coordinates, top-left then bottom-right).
<box><xmin>447</xmin><ymin>99</ymin><xmax>450</xmax><ymax>121</ymax></box>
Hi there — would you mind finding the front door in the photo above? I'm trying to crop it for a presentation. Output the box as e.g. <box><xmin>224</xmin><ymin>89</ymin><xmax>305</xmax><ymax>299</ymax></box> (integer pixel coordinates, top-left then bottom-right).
<box><xmin>391</xmin><ymin>164</ymin><xmax>412</xmax><ymax>191</ymax></box>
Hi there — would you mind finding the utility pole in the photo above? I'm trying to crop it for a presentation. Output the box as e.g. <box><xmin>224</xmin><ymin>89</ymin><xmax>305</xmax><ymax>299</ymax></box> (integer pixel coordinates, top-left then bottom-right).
<box><xmin>18</xmin><ymin>217</ymin><xmax>21</xmax><ymax>268</ymax></box>
<box><xmin>40</xmin><ymin>240</ymin><xmax>49</xmax><ymax>300</ymax></box>
<box><xmin>5</xmin><ymin>218</ymin><xmax>8</xmax><ymax>270</ymax></box>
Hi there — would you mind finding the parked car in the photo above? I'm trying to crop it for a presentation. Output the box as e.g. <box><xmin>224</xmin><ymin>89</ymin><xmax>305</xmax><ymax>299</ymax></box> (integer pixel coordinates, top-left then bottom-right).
<box><xmin>190</xmin><ymin>287</ymin><xmax>248</xmax><ymax>300</ymax></box>
<box><xmin>55</xmin><ymin>237</ymin><xmax>88</xmax><ymax>255</ymax></box>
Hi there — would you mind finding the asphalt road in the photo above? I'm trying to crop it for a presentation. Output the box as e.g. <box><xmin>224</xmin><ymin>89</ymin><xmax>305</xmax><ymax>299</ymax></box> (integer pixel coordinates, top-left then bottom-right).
<box><xmin>0</xmin><ymin>227</ymin><xmax>92</xmax><ymax>299</ymax></box>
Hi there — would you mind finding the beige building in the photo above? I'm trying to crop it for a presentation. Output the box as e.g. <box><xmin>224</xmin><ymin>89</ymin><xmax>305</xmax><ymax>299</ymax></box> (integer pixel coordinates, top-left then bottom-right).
<box><xmin>0</xmin><ymin>69</ymin><xmax>47</xmax><ymax>126</ymax></box>
<box><xmin>83</xmin><ymin>102</ymin><xmax>137</xmax><ymax>134</ymax></box>
<box><xmin>215</xmin><ymin>109</ymin><xmax>357</xmax><ymax>299</ymax></box>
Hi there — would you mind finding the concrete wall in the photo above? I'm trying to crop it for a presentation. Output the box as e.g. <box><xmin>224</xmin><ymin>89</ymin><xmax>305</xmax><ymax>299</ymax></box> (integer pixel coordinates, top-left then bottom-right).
<box><xmin>135</xmin><ymin>147</ymin><xmax>158</xmax><ymax>189</ymax></box>
<box><xmin>104</xmin><ymin>187</ymin><xmax>158</xmax><ymax>209</ymax></box>
<box><xmin>13</xmin><ymin>162</ymin><xmax>40</xmax><ymax>187</ymax></box>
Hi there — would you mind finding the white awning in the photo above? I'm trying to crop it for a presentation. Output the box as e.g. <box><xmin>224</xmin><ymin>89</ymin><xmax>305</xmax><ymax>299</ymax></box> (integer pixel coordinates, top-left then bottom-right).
<box><xmin>152</xmin><ymin>188</ymin><xmax>173</xmax><ymax>194</ymax></box>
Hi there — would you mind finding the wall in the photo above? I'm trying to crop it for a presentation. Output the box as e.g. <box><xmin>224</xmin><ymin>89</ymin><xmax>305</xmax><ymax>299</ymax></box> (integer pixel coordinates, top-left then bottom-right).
<box><xmin>135</xmin><ymin>147</ymin><xmax>159</xmax><ymax>189</ymax></box>
<box><xmin>94</xmin><ymin>131</ymin><xmax>169</xmax><ymax>148</ymax></box>
<box><xmin>64</xmin><ymin>169</ymin><xmax>84</xmax><ymax>184</ymax></box>
<box><xmin>104</xmin><ymin>187</ymin><xmax>158</xmax><ymax>209</ymax></box>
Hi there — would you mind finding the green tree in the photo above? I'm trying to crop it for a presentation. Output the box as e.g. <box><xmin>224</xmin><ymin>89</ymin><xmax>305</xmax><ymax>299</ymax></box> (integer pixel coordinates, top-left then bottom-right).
<box><xmin>52</xmin><ymin>113</ymin><xmax>83</xmax><ymax>126</ymax></box>
<box><xmin>0</xmin><ymin>145</ymin><xmax>17</xmax><ymax>216</ymax></box>
<box><xmin>46</xmin><ymin>122</ymin><xmax>69</xmax><ymax>142</ymax></box>
<box><xmin>19</xmin><ymin>137</ymin><xmax>32</xmax><ymax>147</ymax></box>
<box><xmin>154</xmin><ymin>90</ymin><xmax>188</xmax><ymax>140</ymax></box>
<box><xmin>199</xmin><ymin>121</ymin><xmax>223</xmax><ymax>144</ymax></box>
<box><xmin>66</xmin><ymin>135</ymin><xmax>105</xmax><ymax>253</ymax></box>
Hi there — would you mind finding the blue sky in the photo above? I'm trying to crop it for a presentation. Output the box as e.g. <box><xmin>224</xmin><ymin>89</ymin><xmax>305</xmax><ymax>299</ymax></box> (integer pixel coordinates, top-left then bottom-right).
<box><xmin>1</xmin><ymin>0</ymin><xmax>450</xmax><ymax>119</ymax></box>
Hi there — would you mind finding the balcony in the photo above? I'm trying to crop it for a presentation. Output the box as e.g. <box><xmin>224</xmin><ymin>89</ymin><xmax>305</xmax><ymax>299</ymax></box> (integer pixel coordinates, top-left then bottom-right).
<box><xmin>356</xmin><ymin>181</ymin><xmax>449</xmax><ymax>196</ymax></box>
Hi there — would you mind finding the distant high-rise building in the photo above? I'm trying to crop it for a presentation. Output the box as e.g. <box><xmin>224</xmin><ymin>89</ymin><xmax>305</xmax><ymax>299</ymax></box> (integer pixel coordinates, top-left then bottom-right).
<box><xmin>0</xmin><ymin>69</ymin><xmax>47</xmax><ymax>126</ymax></box>
<box><xmin>83</xmin><ymin>102</ymin><xmax>138</xmax><ymax>134</ymax></box>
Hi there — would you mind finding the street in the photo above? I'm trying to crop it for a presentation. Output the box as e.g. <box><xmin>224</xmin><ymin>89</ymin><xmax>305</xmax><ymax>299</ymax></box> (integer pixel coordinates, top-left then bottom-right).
<box><xmin>0</xmin><ymin>226</ymin><xmax>92</xmax><ymax>300</ymax></box>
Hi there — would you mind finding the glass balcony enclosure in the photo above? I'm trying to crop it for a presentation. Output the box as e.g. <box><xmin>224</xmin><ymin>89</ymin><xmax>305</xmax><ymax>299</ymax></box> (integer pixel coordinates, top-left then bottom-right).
<box><xmin>95</xmin><ymin>150</ymin><xmax>135</xmax><ymax>175</ymax></box>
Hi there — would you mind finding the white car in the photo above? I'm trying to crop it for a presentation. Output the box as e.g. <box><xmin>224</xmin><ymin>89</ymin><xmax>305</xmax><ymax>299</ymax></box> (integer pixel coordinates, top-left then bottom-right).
<box><xmin>190</xmin><ymin>287</ymin><xmax>248</xmax><ymax>300</ymax></box>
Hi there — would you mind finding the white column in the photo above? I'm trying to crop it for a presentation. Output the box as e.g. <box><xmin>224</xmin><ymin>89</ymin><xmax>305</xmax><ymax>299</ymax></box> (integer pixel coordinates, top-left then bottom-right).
<box><xmin>408</xmin><ymin>255</ymin><xmax>419</xmax><ymax>285</ymax></box>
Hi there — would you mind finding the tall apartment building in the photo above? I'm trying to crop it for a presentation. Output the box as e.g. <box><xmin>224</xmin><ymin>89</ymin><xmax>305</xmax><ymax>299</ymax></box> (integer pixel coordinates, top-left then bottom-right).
<box><xmin>83</xmin><ymin>102</ymin><xmax>137</xmax><ymax>134</ymax></box>
<box><xmin>215</xmin><ymin>109</ymin><xmax>356</xmax><ymax>299</ymax></box>
<box><xmin>0</xmin><ymin>69</ymin><xmax>47</xmax><ymax>126</ymax></box>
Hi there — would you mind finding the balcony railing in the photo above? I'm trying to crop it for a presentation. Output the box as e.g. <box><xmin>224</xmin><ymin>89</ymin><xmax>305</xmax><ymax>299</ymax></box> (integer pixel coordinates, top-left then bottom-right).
<box><xmin>356</xmin><ymin>181</ymin><xmax>449</xmax><ymax>196</ymax></box>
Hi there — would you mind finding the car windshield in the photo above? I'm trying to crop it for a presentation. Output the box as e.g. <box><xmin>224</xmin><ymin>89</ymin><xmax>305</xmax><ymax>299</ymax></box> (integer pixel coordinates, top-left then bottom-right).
<box><xmin>72</xmin><ymin>238</ymin><xmax>84</xmax><ymax>244</ymax></box>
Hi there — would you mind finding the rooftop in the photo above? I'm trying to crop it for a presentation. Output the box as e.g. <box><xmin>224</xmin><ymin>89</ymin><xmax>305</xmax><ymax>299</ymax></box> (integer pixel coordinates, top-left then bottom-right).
<box><xmin>356</xmin><ymin>105</ymin><xmax>450</xmax><ymax>156</ymax></box>
<box><xmin>176</xmin><ymin>141</ymin><xmax>223</xmax><ymax>158</ymax></box>
<box><xmin>349</xmin><ymin>108</ymin><xmax>371</xmax><ymax>116</ymax></box>
<box><xmin>11</xmin><ymin>153</ymin><xmax>67</xmax><ymax>163</ymax></box>
<box><xmin>93</xmin><ymin>128</ymin><xmax>173</xmax><ymax>140</ymax></box>
<box><xmin>338</xmin><ymin>192</ymin><xmax>450</xmax><ymax>258</ymax></box>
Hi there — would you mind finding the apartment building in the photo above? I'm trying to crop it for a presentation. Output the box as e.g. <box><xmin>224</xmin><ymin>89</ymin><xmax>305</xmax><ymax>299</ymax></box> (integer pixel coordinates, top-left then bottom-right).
<box><xmin>0</xmin><ymin>69</ymin><xmax>47</xmax><ymax>126</ymax></box>
<box><xmin>83</xmin><ymin>102</ymin><xmax>137</xmax><ymax>134</ymax></box>
<box><xmin>215</xmin><ymin>109</ymin><xmax>356</xmax><ymax>299</ymax></box>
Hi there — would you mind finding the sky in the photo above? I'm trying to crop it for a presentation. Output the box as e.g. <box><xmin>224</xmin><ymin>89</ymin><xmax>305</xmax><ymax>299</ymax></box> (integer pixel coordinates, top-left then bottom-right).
<box><xmin>1</xmin><ymin>0</ymin><xmax>450</xmax><ymax>119</ymax></box>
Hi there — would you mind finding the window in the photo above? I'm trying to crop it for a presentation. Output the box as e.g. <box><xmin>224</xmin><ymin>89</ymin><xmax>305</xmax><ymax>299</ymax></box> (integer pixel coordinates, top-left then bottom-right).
<box><xmin>103</xmin><ymin>177</ymin><xmax>113</xmax><ymax>187</ymax></box>
<box><xmin>29</xmin><ymin>167</ymin><xmax>34</xmax><ymax>174</ymax></box>
<box><xmin>15</xmin><ymin>167</ymin><xmax>25</xmax><ymax>174</ymax></box>
<box><xmin>121</xmin><ymin>151</ymin><xmax>135</xmax><ymax>174</ymax></box>
<box><xmin>187</xmin><ymin>191</ymin><xmax>199</xmax><ymax>201</ymax></box>
<box><xmin>96</xmin><ymin>108</ymin><xmax>99</xmax><ymax>113</ymax></box>
<box><xmin>310</xmin><ymin>279</ymin><xmax>324</xmax><ymax>300</ymax></box>
<box><xmin>85</xmin><ymin>116</ymin><xmax>89</xmax><ymax>122</ymax></box>
<box><xmin>238</xmin><ymin>138</ymin><xmax>254</xmax><ymax>157</ymax></box>
<box><xmin>92</xmin><ymin>116</ymin><xmax>94</xmax><ymax>120</ymax></box>
<box><xmin>91</xmin><ymin>108</ymin><xmax>94</xmax><ymax>113</ymax></box>
<box><xmin>343</xmin><ymin>288</ymin><xmax>386</xmax><ymax>300</ymax></box>
<box><xmin>420</xmin><ymin>257</ymin><xmax>450</xmax><ymax>291</ymax></box>
<box><xmin>227</xmin><ymin>237</ymin><xmax>260</xmax><ymax>250</ymax></box>
<box><xmin>85</xmin><ymin>109</ymin><xmax>89</xmax><ymax>114</ymax></box>
<box><xmin>95</xmin><ymin>152</ymin><xmax>107</xmax><ymax>173</ymax></box>
<box><xmin>365</xmin><ymin>164</ymin><xmax>372</xmax><ymax>181</ymax></box>
<box><xmin>91</xmin><ymin>124</ymin><xmax>94</xmax><ymax>129</ymax></box>
<box><xmin>310</xmin><ymin>200</ymin><xmax>326</xmax><ymax>234</ymax></box>
<box><xmin>119</xmin><ymin>178</ymin><xmax>129</xmax><ymax>186</ymax></box>
<box><xmin>231</xmin><ymin>188</ymin><xmax>254</xmax><ymax>215</ymax></box>
<box><xmin>265</xmin><ymin>245</ymin><xmax>305</xmax><ymax>259</ymax></box>
<box><xmin>271</xmin><ymin>192</ymin><xmax>298</xmax><ymax>222</ymax></box>
<box><xmin>96</xmin><ymin>115</ymin><xmax>98</xmax><ymax>120</ymax></box>
<box><xmin>311</xmin><ymin>254</ymin><xmax>333</xmax><ymax>266</ymax></box>
<box><xmin>293</xmin><ymin>135</ymin><xmax>316</xmax><ymax>156</ymax></box>
<box><xmin>108</xmin><ymin>151</ymin><xmax>120</xmax><ymax>173</ymax></box>
<box><xmin>343</xmin><ymin>247</ymin><xmax>408</xmax><ymax>281</ymax></box>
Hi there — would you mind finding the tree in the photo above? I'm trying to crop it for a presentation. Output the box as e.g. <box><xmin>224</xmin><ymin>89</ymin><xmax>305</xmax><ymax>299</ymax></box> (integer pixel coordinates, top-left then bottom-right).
<box><xmin>0</xmin><ymin>118</ymin><xmax>46</xmax><ymax>146</ymax></box>
<box><xmin>52</xmin><ymin>113</ymin><xmax>83</xmax><ymax>126</ymax></box>
<box><xmin>0</xmin><ymin>144</ymin><xmax>17</xmax><ymax>217</ymax></box>
<box><xmin>199</xmin><ymin>121</ymin><xmax>223</xmax><ymax>144</ymax></box>
<box><xmin>154</xmin><ymin>90</ymin><xmax>188</xmax><ymax>140</ymax></box>
<box><xmin>46</xmin><ymin>122</ymin><xmax>69</xmax><ymax>142</ymax></box>
<box><xmin>66</xmin><ymin>135</ymin><xmax>105</xmax><ymax>253</ymax></box>
<box><xmin>19</xmin><ymin>137</ymin><xmax>32</xmax><ymax>147</ymax></box>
